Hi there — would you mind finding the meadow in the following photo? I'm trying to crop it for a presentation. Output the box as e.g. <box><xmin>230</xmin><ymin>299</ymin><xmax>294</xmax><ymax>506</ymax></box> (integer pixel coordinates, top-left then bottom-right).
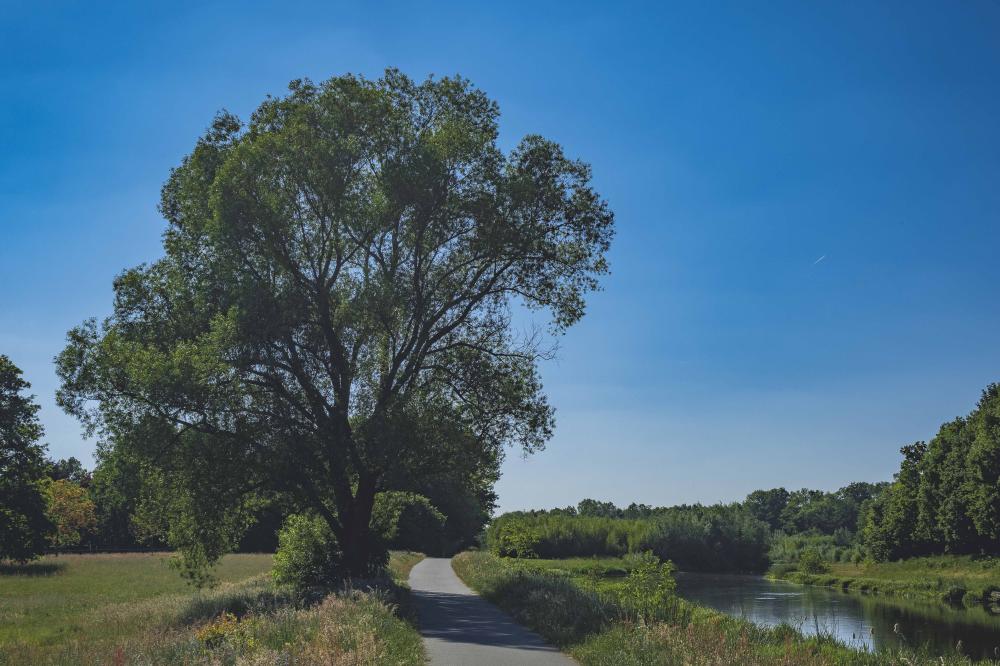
<box><xmin>453</xmin><ymin>552</ymin><xmax>1000</xmax><ymax>666</ymax></box>
<box><xmin>0</xmin><ymin>551</ymin><xmax>425</xmax><ymax>665</ymax></box>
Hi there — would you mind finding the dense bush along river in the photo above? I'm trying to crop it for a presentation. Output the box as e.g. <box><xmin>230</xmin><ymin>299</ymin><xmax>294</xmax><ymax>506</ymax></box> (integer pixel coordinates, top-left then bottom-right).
<box><xmin>675</xmin><ymin>573</ymin><xmax>1000</xmax><ymax>660</ymax></box>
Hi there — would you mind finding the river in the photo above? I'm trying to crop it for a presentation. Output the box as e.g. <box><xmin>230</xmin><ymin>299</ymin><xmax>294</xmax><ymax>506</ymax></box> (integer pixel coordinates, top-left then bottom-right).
<box><xmin>675</xmin><ymin>572</ymin><xmax>1000</xmax><ymax>660</ymax></box>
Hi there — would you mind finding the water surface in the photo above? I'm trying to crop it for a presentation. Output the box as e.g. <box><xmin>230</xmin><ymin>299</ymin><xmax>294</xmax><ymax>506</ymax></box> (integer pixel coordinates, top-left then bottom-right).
<box><xmin>675</xmin><ymin>572</ymin><xmax>1000</xmax><ymax>660</ymax></box>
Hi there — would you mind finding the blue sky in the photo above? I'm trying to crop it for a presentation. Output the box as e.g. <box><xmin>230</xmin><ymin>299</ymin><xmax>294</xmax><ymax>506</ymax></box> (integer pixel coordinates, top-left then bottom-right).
<box><xmin>2</xmin><ymin>1</ymin><xmax>999</xmax><ymax>513</ymax></box>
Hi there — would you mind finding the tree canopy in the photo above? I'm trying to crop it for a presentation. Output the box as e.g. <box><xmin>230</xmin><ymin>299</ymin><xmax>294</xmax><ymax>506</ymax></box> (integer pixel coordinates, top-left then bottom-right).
<box><xmin>0</xmin><ymin>355</ymin><xmax>53</xmax><ymax>563</ymax></box>
<box><xmin>863</xmin><ymin>383</ymin><xmax>1000</xmax><ymax>560</ymax></box>
<box><xmin>57</xmin><ymin>70</ymin><xmax>614</xmax><ymax>576</ymax></box>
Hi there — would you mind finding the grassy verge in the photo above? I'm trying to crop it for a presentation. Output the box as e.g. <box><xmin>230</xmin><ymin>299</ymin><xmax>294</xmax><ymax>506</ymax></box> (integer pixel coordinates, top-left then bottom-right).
<box><xmin>453</xmin><ymin>552</ymin><xmax>996</xmax><ymax>666</ymax></box>
<box><xmin>0</xmin><ymin>551</ymin><xmax>425</xmax><ymax>665</ymax></box>
<box><xmin>770</xmin><ymin>555</ymin><xmax>1000</xmax><ymax>606</ymax></box>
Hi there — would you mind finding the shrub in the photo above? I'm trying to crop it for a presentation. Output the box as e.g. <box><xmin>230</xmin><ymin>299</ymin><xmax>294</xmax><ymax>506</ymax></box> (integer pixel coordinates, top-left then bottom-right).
<box><xmin>271</xmin><ymin>514</ymin><xmax>345</xmax><ymax>591</ymax></box>
<box><xmin>618</xmin><ymin>551</ymin><xmax>677</xmax><ymax>623</ymax></box>
<box><xmin>797</xmin><ymin>548</ymin><xmax>830</xmax><ymax>574</ymax></box>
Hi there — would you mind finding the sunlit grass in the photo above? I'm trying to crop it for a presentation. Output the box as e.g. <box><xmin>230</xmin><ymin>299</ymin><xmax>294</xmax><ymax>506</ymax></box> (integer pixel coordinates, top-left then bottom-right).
<box><xmin>0</xmin><ymin>551</ymin><xmax>425</xmax><ymax>665</ymax></box>
<box><xmin>777</xmin><ymin>555</ymin><xmax>1000</xmax><ymax>604</ymax></box>
<box><xmin>0</xmin><ymin>552</ymin><xmax>274</xmax><ymax>648</ymax></box>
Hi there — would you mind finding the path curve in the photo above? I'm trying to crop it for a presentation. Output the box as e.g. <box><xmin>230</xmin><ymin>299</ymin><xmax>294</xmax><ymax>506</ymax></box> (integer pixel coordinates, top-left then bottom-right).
<box><xmin>409</xmin><ymin>557</ymin><xmax>576</xmax><ymax>666</ymax></box>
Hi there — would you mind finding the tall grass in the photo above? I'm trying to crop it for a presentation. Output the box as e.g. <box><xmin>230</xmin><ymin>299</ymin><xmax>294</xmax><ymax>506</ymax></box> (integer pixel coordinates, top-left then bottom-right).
<box><xmin>453</xmin><ymin>551</ymin><xmax>997</xmax><ymax>666</ymax></box>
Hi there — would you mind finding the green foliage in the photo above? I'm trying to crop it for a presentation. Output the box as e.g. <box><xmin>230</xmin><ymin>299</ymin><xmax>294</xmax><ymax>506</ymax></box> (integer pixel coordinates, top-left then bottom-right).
<box><xmin>455</xmin><ymin>552</ymin><xmax>982</xmax><ymax>665</ymax></box>
<box><xmin>797</xmin><ymin>547</ymin><xmax>831</xmax><ymax>574</ymax></box>
<box><xmin>769</xmin><ymin>533</ymin><xmax>866</xmax><ymax>567</ymax></box>
<box><xmin>487</xmin><ymin>503</ymin><xmax>771</xmax><ymax>572</ymax></box>
<box><xmin>371</xmin><ymin>491</ymin><xmax>447</xmax><ymax>554</ymax></box>
<box><xmin>577</xmin><ymin>498</ymin><xmax>622</xmax><ymax>518</ymax></box>
<box><xmin>43</xmin><ymin>479</ymin><xmax>96</xmax><ymax>549</ymax></box>
<box><xmin>864</xmin><ymin>383</ymin><xmax>1000</xmax><ymax>560</ymax></box>
<box><xmin>271</xmin><ymin>514</ymin><xmax>346</xmax><ymax>591</ymax></box>
<box><xmin>618</xmin><ymin>551</ymin><xmax>676</xmax><ymax>623</ymax></box>
<box><xmin>744</xmin><ymin>487</ymin><xmax>790</xmax><ymax>531</ymax></box>
<box><xmin>0</xmin><ymin>355</ymin><xmax>54</xmax><ymax>563</ymax></box>
<box><xmin>630</xmin><ymin>505</ymin><xmax>771</xmax><ymax>572</ymax></box>
<box><xmin>379</xmin><ymin>427</ymin><xmax>500</xmax><ymax>553</ymax></box>
<box><xmin>85</xmin><ymin>442</ymin><xmax>151</xmax><ymax>548</ymax></box>
<box><xmin>47</xmin><ymin>456</ymin><xmax>90</xmax><ymax>485</ymax></box>
<box><xmin>56</xmin><ymin>69</ymin><xmax>614</xmax><ymax>580</ymax></box>
<box><xmin>746</xmin><ymin>482</ymin><xmax>886</xmax><ymax>536</ymax></box>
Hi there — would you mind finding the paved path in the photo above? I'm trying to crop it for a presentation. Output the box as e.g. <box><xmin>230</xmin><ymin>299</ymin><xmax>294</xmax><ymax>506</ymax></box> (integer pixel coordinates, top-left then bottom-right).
<box><xmin>409</xmin><ymin>557</ymin><xmax>576</xmax><ymax>666</ymax></box>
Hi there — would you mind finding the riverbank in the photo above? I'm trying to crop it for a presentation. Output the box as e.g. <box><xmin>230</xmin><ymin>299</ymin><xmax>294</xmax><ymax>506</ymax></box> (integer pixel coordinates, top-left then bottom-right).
<box><xmin>770</xmin><ymin>555</ymin><xmax>1000</xmax><ymax>607</ymax></box>
<box><xmin>453</xmin><ymin>552</ymin><xmax>995</xmax><ymax>665</ymax></box>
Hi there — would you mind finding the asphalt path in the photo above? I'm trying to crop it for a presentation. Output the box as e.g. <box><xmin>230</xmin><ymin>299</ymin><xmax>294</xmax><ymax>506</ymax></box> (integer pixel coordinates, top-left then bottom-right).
<box><xmin>409</xmin><ymin>557</ymin><xmax>577</xmax><ymax>666</ymax></box>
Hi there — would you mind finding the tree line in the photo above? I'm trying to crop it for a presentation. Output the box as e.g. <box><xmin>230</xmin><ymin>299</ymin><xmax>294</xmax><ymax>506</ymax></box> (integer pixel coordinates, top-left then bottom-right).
<box><xmin>487</xmin><ymin>504</ymin><xmax>771</xmax><ymax>573</ymax></box>
<box><xmin>488</xmin><ymin>383</ymin><xmax>1000</xmax><ymax>570</ymax></box>
<box><xmin>862</xmin><ymin>383</ymin><xmax>1000</xmax><ymax>561</ymax></box>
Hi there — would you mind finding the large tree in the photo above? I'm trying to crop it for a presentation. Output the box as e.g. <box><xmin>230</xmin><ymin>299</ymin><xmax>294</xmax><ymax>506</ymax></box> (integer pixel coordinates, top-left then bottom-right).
<box><xmin>57</xmin><ymin>70</ymin><xmax>614</xmax><ymax>575</ymax></box>
<box><xmin>0</xmin><ymin>355</ymin><xmax>53</xmax><ymax>563</ymax></box>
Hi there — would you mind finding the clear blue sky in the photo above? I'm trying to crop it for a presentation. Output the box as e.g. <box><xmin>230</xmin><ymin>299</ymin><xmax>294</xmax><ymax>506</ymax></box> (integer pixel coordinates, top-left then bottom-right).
<box><xmin>3</xmin><ymin>1</ymin><xmax>999</xmax><ymax>513</ymax></box>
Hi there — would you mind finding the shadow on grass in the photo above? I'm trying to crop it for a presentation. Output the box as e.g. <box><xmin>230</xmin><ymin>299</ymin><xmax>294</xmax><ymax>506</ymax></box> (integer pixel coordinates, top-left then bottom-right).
<box><xmin>0</xmin><ymin>561</ymin><xmax>66</xmax><ymax>576</ymax></box>
<box><xmin>175</xmin><ymin>581</ymin><xmax>298</xmax><ymax>625</ymax></box>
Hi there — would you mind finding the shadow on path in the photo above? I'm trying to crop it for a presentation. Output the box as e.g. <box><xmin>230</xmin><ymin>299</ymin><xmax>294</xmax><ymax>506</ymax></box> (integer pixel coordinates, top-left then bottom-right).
<box><xmin>409</xmin><ymin>558</ymin><xmax>575</xmax><ymax>666</ymax></box>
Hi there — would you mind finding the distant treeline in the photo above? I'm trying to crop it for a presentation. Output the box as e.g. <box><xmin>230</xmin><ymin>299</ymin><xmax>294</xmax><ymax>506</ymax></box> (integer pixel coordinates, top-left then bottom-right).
<box><xmin>487</xmin><ymin>504</ymin><xmax>771</xmax><ymax>573</ymax></box>
<box><xmin>486</xmin><ymin>481</ymin><xmax>885</xmax><ymax>572</ymax></box>
<box><xmin>489</xmin><ymin>383</ymin><xmax>1000</xmax><ymax>570</ymax></box>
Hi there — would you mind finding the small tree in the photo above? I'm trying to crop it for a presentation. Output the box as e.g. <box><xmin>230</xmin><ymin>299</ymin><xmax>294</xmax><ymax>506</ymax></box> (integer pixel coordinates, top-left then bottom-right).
<box><xmin>0</xmin><ymin>355</ymin><xmax>54</xmax><ymax>562</ymax></box>
<box><xmin>620</xmin><ymin>551</ymin><xmax>676</xmax><ymax>623</ymax></box>
<box><xmin>45</xmin><ymin>479</ymin><xmax>97</xmax><ymax>549</ymax></box>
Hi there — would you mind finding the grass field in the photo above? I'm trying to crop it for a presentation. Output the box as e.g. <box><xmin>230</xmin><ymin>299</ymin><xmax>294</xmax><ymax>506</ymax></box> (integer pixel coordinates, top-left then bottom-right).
<box><xmin>0</xmin><ymin>552</ymin><xmax>274</xmax><ymax>648</ymax></box>
<box><xmin>453</xmin><ymin>552</ymin><xmax>998</xmax><ymax>666</ymax></box>
<box><xmin>0</xmin><ymin>552</ymin><xmax>425</xmax><ymax>666</ymax></box>
<box><xmin>773</xmin><ymin>555</ymin><xmax>1000</xmax><ymax>605</ymax></box>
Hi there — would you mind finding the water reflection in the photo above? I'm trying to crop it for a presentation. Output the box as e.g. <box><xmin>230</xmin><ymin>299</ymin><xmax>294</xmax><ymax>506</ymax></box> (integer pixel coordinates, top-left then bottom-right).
<box><xmin>675</xmin><ymin>573</ymin><xmax>1000</xmax><ymax>660</ymax></box>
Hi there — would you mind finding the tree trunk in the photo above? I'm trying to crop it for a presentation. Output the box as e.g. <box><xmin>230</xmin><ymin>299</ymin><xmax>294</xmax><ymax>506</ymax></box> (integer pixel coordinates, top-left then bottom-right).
<box><xmin>338</xmin><ymin>476</ymin><xmax>380</xmax><ymax>577</ymax></box>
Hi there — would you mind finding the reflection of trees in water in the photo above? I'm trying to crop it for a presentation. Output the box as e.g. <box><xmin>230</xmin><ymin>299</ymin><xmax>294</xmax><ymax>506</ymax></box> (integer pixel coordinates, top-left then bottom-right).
<box><xmin>859</xmin><ymin>594</ymin><xmax>1000</xmax><ymax>660</ymax></box>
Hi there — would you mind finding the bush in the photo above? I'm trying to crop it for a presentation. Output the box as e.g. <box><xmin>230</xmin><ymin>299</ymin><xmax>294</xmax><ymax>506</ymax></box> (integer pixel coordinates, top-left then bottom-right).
<box><xmin>797</xmin><ymin>548</ymin><xmax>830</xmax><ymax>574</ymax></box>
<box><xmin>272</xmin><ymin>514</ymin><xmax>345</xmax><ymax>591</ymax></box>
<box><xmin>618</xmin><ymin>551</ymin><xmax>677</xmax><ymax>622</ymax></box>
